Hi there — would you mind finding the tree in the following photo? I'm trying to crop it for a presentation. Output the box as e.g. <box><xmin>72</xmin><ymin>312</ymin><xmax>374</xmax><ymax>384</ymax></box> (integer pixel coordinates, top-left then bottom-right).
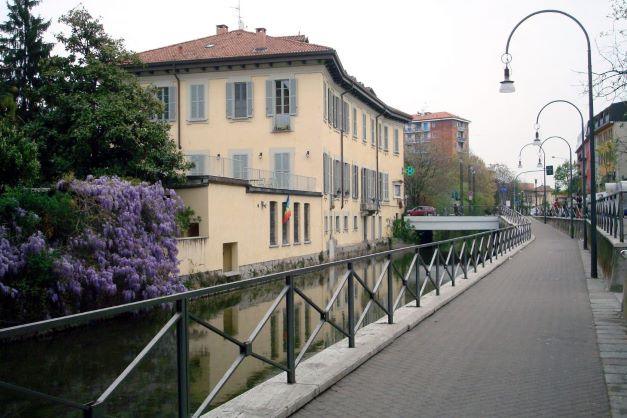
<box><xmin>0</xmin><ymin>119</ymin><xmax>39</xmax><ymax>188</ymax></box>
<box><xmin>25</xmin><ymin>7</ymin><xmax>190</xmax><ymax>184</ymax></box>
<box><xmin>594</xmin><ymin>0</ymin><xmax>627</xmax><ymax>99</ymax></box>
<box><xmin>553</xmin><ymin>161</ymin><xmax>578</xmax><ymax>195</ymax></box>
<box><xmin>0</xmin><ymin>0</ymin><xmax>52</xmax><ymax>121</ymax></box>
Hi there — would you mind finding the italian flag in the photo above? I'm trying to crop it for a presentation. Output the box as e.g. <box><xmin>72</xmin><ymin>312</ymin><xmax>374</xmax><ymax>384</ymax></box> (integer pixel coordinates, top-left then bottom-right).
<box><xmin>283</xmin><ymin>195</ymin><xmax>292</xmax><ymax>224</ymax></box>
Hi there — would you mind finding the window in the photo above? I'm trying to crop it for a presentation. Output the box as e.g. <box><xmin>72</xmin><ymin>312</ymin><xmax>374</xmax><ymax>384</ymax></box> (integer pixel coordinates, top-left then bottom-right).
<box><xmin>383</xmin><ymin>126</ymin><xmax>389</xmax><ymax>151</ymax></box>
<box><xmin>324</xmin><ymin>215</ymin><xmax>328</xmax><ymax>234</ymax></box>
<box><xmin>352</xmin><ymin>108</ymin><xmax>358</xmax><ymax>138</ymax></box>
<box><xmin>371</xmin><ymin>118</ymin><xmax>375</xmax><ymax>146</ymax></box>
<box><xmin>156</xmin><ymin>86</ymin><xmax>176</xmax><ymax>121</ymax></box>
<box><xmin>282</xmin><ymin>200</ymin><xmax>290</xmax><ymax>245</ymax></box>
<box><xmin>333</xmin><ymin>159</ymin><xmax>341</xmax><ymax>196</ymax></box>
<box><xmin>327</xmin><ymin>88</ymin><xmax>333</xmax><ymax>124</ymax></box>
<box><xmin>270</xmin><ymin>201</ymin><xmax>277</xmax><ymax>246</ymax></box>
<box><xmin>393</xmin><ymin>182</ymin><xmax>402</xmax><ymax>199</ymax></box>
<box><xmin>189</xmin><ymin>84</ymin><xmax>206</xmax><ymax>121</ymax></box>
<box><xmin>226</xmin><ymin>81</ymin><xmax>252</xmax><ymax>119</ymax></box>
<box><xmin>323</xmin><ymin>153</ymin><xmax>330</xmax><ymax>194</ymax></box>
<box><xmin>344</xmin><ymin>215</ymin><xmax>348</xmax><ymax>231</ymax></box>
<box><xmin>232</xmin><ymin>154</ymin><xmax>249</xmax><ymax>179</ymax></box>
<box><xmin>352</xmin><ymin>164</ymin><xmax>358</xmax><ymax>199</ymax></box>
<box><xmin>393</xmin><ymin>129</ymin><xmax>399</xmax><ymax>154</ymax></box>
<box><xmin>266</xmin><ymin>78</ymin><xmax>296</xmax><ymax>117</ymax></box>
<box><xmin>354</xmin><ymin>215</ymin><xmax>358</xmax><ymax>230</ymax></box>
<box><xmin>343</xmin><ymin>162</ymin><xmax>350</xmax><ymax>196</ymax></box>
<box><xmin>378</xmin><ymin>216</ymin><xmax>382</xmax><ymax>239</ymax></box>
<box><xmin>378</xmin><ymin>123</ymin><xmax>382</xmax><ymax>149</ymax></box>
<box><xmin>362</xmin><ymin>113</ymin><xmax>367</xmax><ymax>142</ymax></box>
<box><xmin>333</xmin><ymin>95</ymin><xmax>340</xmax><ymax>128</ymax></box>
<box><xmin>304</xmin><ymin>203</ymin><xmax>310</xmax><ymax>242</ymax></box>
<box><xmin>342</xmin><ymin>101</ymin><xmax>349</xmax><ymax>133</ymax></box>
<box><xmin>273</xmin><ymin>152</ymin><xmax>290</xmax><ymax>189</ymax></box>
<box><xmin>323</xmin><ymin>82</ymin><xmax>327</xmax><ymax>122</ymax></box>
<box><xmin>293</xmin><ymin>202</ymin><xmax>300</xmax><ymax>244</ymax></box>
<box><xmin>431</xmin><ymin>121</ymin><xmax>437</xmax><ymax>128</ymax></box>
<box><xmin>335</xmin><ymin>216</ymin><xmax>340</xmax><ymax>232</ymax></box>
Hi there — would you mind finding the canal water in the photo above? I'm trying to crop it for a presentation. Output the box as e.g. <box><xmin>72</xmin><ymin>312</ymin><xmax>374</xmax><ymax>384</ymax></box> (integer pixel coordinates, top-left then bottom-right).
<box><xmin>1</xmin><ymin>253</ymin><xmax>449</xmax><ymax>417</ymax></box>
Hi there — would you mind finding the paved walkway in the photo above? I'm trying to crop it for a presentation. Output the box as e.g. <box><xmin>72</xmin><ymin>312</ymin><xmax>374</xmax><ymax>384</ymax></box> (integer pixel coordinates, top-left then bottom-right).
<box><xmin>293</xmin><ymin>219</ymin><xmax>610</xmax><ymax>417</ymax></box>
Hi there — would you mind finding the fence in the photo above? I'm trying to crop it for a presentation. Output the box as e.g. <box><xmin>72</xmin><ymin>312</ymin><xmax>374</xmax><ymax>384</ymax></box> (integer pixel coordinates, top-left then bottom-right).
<box><xmin>597</xmin><ymin>190</ymin><xmax>625</xmax><ymax>243</ymax></box>
<box><xmin>0</xmin><ymin>208</ymin><xmax>531</xmax><ymax>418</ymax></box>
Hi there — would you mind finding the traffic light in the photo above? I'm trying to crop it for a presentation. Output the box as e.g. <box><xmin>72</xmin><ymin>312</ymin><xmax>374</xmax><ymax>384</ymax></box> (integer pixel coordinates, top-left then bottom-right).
<box><xmin>546</xmin><ymin>165</ymin><xmax>553</xmax><ymax>176</ymax></box>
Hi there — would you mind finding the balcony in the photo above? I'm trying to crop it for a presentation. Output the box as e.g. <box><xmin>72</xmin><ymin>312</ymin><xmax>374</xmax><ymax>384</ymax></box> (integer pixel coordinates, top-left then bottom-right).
<box><xmin>360</xmin><ymin>199</ymin><xmax>378</xmax><ymax>213</ymax></box>
<box><xmin>184</xmin><ymin>154</ymin><xmax>316</xmax><ymax>192</ymax></box>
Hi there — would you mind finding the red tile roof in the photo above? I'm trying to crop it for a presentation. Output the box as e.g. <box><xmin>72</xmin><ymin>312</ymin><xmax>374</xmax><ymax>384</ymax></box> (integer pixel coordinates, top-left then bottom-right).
<box><xmin>137</xmin><ymin>29</ymin><xmax>331</xmax><ymax>64</ymax></box>
<box><xmin>411</xmin><ymin>112</ymin><xmax>469</xmax><ymax>122</ymax></box>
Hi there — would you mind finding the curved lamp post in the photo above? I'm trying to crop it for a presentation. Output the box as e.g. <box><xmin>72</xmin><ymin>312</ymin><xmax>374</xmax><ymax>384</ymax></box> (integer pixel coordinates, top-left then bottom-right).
<box><xmin>539</xmin><ymin>136</ymin><xmax>574</xmax><ymax>238</ymax></box>
<box><xmin>499</xmin><ymin>9</ymin><xmax>597</xmax><ymax>278</ymax></box>
<box><xmin>518</xmin><ymin>143</ymin><xmax>547</xmax><ymax>224</ymax></box>
<box><xmin>513</xmin><ymin>169</ymin><xmax>544</xmax><ymax>213</ymax></box>
<box><xmin>535</xmin><ymin>100</ymin><xmax>587</xmax><ymax>247</ymax></box>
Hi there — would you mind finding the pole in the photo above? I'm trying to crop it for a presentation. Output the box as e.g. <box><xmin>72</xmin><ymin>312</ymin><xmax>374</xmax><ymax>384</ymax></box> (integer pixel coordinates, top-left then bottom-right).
<box><xmin>534</xmin><ymin>178</ymin><xmax>538</xmax><ymax>211</ymax></box>
<box><xmin>569</xmin><ymin>154</ymin><xmax>574</xmax><ymax>238</ymax></box>
<box><xmin>459</xmin><ymin>160</ymin><xmax>464</xmax><ymax>214</ymax></box>
<box><xmin>472</xmin><ymin>169</ymin><xmax>476</xmax><ymax>215</ymax></box>
<box><xmin>543</xmin><ymin>150</ymin><xmax>547</xmax><ymax>224</ymax></box>
<box><xmin>468</xmin><ymin>164</ymin><xmax>472</xmax><ymax>214</ymax></box>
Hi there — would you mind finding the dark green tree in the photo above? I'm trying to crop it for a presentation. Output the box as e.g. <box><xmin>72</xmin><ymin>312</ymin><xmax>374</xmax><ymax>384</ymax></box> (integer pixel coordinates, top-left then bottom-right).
<box><xmin>553</xmin><ymin>161</ymin><xmax>577</xmax><ymax>194</ymax></box>
<box><xmin>0</xmin><ymin>0</ymin><xmax>52</xmax><ymax>121</ymax></box>
<box><xmin>27</xmin><ymin>7</ymin><xmax>190</xmax><ymax>184</ymax></box>
<box><xmin>0</xmin><ymin>119</ymin><xmax>40</xmax><ymax>188</ymax></box>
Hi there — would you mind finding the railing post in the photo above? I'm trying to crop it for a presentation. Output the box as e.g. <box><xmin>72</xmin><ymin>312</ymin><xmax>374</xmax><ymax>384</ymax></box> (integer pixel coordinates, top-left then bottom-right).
<box><xmin>387</xmin><ymin>254</ymin><xmax>394</xmax><ymax>324</ymax></box>
<box><xmin>84</xmin><ymin>402</ymin><xmax>105</xmax><ymax>418</ymax></box>
<box><xmin>450</xmin><ymin>245</ymin><xmax>456</xmax><ymax>287</ymax></box>
<box><xmin>435</xmin><ymin>246</ymin><xmax>440</xmax><ymax>296</ymax></box>
<box><xmin>286</xmin><ymin>275</ymin><xmax>296</xmax><ymax>383</ymax></box>
<box><xmin>415</xmin><ymin>249</ymin><xmax>421</xmax><ymax>307</ymax></box>
<box><xmin>176</xmin><ymin>299</ymin><xmax>189</xmax><ymax>418</ymax></box>
<box><xmin>619</xmin><ymin>192</ymin><xmax>624</xmax><ymax>243</ymax></box>
<box><xmin>347</xmin><ymin>263</ymin><xmax>356</xmax><ymax>348</ymax></box>
<box><xmin>462</xmin><ymin>241</ymin><xmax>468</xmax><ymax>279</ymax></box>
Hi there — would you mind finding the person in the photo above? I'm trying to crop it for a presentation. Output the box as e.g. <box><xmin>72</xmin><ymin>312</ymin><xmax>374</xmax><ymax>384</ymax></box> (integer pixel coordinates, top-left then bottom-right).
<box><xmin>453</xmin><ymin>203</ymin><xmax>459</xmax><ymax>216</ymax></box>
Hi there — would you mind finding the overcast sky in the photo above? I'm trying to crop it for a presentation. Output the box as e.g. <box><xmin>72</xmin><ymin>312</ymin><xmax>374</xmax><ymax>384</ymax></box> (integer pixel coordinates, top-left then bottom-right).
<box><xmin>3</xmin><ymin>0</ymin><xmax>623</xmax><ymax>187</ymax></box>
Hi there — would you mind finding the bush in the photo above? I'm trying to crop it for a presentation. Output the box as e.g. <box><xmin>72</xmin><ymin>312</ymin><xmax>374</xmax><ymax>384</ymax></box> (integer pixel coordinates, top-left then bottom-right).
<box><xmin>391</xmin><ymin>218</ymin><xmax>419</xmax><ymax>244</ymax></box>
<box><xmin>0</xmin><ymin>177</ymin><xmax>187</xmax><ymax>323</ymax></box>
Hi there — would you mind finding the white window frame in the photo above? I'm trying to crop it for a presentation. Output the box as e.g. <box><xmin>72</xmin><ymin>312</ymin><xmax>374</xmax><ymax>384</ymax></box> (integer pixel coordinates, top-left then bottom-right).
<box><xmin>188</xmin><ymin>82</ymin><xmax>207</xmax><ymax>122</ymax></box>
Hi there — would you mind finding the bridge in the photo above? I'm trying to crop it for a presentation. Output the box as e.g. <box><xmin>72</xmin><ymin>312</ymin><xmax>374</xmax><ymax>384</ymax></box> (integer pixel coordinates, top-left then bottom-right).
<box><xmin>1</xmin><ymin>206</ymin><xmax>626</xmax><ymax>417</ymax></box>
<box><xmin>405</xmin><ymin>215</ymin><xmax>500</xmax><ymax>231</ymax></box>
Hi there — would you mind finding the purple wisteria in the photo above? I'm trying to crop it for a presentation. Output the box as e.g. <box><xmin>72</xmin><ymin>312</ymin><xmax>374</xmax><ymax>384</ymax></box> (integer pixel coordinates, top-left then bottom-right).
<box><xmin>0</xmin><ymin>177</ymin><xmax>187</xmax><ymax>321</ymax></box>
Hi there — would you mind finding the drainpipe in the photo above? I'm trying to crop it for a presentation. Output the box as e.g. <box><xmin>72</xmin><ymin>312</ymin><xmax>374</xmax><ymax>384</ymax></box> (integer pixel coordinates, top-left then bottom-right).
<box><xmin>375</xmin><ymin>110</ymin><xmax>386</xmax><ymax>213</ymax></box>
<box><xmin>340</xmin><ymin>83</ymin><xmax>354</xmax><ymax>209</ymax></box>
<box><xmin>173</xmin><ymin>65</ymin><xmax>181</xmax><ymax>149</ymax></box>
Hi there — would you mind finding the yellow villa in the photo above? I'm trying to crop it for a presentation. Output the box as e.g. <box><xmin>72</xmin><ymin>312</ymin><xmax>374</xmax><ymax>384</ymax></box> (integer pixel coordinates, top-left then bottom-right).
<box><xmin>126</xmin><ymin>25</ymin><xmax>410</xmax><ymax>277</ymax></box>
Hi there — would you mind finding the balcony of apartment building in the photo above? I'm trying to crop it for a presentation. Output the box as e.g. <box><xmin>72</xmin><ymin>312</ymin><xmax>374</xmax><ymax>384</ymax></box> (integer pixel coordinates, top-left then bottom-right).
<box><xmin>184</xmin><ymin>154</ymin><xmax>317</xmax><ymax>192</ymax></box>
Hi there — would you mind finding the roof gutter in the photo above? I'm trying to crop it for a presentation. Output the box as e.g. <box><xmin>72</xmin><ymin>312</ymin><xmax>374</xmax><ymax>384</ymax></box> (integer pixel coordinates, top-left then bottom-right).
<box><xmin>173</xmin><ymin>64</ymin><xmax>181</xmax><ymax>150</ymax></box>
<box><xmin>340</xmin><ymin>82</ymin><xmax>354</xmax><ymax>209</ymax></box>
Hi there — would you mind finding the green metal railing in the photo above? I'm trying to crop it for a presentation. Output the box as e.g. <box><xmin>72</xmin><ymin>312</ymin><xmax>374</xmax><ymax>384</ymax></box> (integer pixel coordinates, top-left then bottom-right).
<box><xmin>0</xmin><ymin>208</ymin><xmax>531</xmax><ymax>417</ymax></box>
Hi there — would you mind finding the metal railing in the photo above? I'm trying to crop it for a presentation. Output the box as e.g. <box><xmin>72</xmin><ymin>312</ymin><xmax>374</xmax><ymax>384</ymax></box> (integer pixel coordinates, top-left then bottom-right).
<box><xmin>184</xmin><ymin>154</ymin><xmax>317</xmax><ymax>192</ymax></box>
<box><xmin>0</xmin><ymin>208</ymin><xmax>531</xmax><ymax>417</ymax></box>
<box><xmin>596</xmin><ymin>190</ymin><xmax>625</xmax><ymax>242</ymax></box>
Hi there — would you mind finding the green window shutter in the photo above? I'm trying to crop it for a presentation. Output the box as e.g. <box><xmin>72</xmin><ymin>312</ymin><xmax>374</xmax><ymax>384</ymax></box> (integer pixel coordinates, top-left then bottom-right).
<box><xmin>226</xmin><ymin>82</ymin><xmax>234</xmax><ymax>119</ymax></box>
<box><xmin>289</xmin><ymin>78</ymin><xmax>297</xmax><ymax>115</ymax></box>
<box><xmin>168</xmin><ymin>86</ymin><xmax>177</xmax><ymax>121</ymax></box>
<box><xmin>266</xmin><ymin>79</ymin><xmax>274</xmax><ymax>116</ymax></box>
<box><xmin>323</xmin><ymin>82</ymin><xmax>327</xmax><ymax>122</ymax></box>
<box><xmin>246</xmin><ymin>81</ymin><xmax>253</xmax><ymax>117</ymax></box>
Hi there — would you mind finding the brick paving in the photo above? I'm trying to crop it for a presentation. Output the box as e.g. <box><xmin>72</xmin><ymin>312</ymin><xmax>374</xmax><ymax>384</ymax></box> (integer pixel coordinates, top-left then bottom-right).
<box><xmin>293</xmin><ymin>219</ymin><xmax>610</xmax><ymax>418</ymax></box>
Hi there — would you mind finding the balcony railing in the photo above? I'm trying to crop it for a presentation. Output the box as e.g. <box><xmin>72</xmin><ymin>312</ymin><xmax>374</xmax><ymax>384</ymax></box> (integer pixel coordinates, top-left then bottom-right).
<box><xmin>184</xmin><ymin>154</ymin><xmax>316</xmax><ymax>192</ymax></box>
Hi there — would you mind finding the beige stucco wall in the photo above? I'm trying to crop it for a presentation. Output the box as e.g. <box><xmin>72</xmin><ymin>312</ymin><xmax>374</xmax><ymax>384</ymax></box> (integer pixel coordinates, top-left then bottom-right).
<box><xmin>142</xmin><ymin>64</ymin><xmax>405</xmax><ymax>274</ymax></box>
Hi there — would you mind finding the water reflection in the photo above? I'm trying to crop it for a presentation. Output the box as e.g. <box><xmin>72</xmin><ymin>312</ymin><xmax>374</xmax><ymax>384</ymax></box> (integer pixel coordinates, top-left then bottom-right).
<box><xmin>1</xmin><ymin>255</ymin><xmax>439</xmax><ymax>417</ymax></box>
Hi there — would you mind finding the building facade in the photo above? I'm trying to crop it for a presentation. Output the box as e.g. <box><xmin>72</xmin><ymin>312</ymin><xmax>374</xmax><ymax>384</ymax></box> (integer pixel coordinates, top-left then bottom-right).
<box><xmin>404</xmin><ymin>111</ymin><xmax>470</xmax><ymax>157</ymax></box>
<box><xmin>577</xmin><ymin>101</ymin><xmax>627</xmax><ymax>190</ymax></box>
<box><xmin>126</xmin><ymin>26</ymin><xmax>409</xmax><ymax>276</ymax></box>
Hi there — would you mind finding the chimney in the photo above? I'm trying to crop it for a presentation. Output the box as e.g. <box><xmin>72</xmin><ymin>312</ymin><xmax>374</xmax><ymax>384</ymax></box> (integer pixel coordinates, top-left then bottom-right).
<box><xmin>255</xmin><ymin>27</ymin><xmax>267</xmax><ymax>50</ymax></box>
<box><xmin>216</xmin><ymin>24</ymin><xmax>228</xmax><ymax>35</ymax></box>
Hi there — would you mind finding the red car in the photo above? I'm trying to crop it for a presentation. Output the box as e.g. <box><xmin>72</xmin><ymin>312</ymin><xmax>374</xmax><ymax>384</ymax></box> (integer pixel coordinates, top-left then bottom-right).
<box><xmin>407</xmin><ymin>206</ymin><xmax>436</xmax><ymax>216</ymax></box>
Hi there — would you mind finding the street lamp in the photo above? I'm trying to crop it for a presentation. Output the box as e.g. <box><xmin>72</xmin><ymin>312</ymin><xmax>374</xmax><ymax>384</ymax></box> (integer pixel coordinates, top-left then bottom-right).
<box><xmin>541</xmin><ymin>136</ymin><xmax>574</xmax><ymax>238</ymax></box>
<box><xmin>519</xmin><ymin>142</ymin><xmax>547</xmax><ymax>223</ymax></box>
<box><xmin>500</xmin><ymin>9</ymin><xmax>598</xmax><ymax>278</ymax></box>
<box><xmin>535</xmin><ymin>99</ymin><xmax>587</xmax><ymax>248</ymax></box>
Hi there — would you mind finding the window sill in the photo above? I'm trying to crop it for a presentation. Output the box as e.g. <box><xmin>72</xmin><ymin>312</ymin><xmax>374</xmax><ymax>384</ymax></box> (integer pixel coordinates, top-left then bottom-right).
<box><xmin>272</xmin><ymin>128</ymin><xmax>292</xmax><ymax>133</ymax></box>
<box><xmin>293</xmin><ymin>241</ymin><xmax>301</xmax><ymax>246</ymax></box>
<box><xmin>229</xmin><ymin>117</ymin><xmax>252</xmax><ymax>122</ymax></box>
<box><xmin>270</xmin><ymin>244</ymin><xmax>279</xmax><ymax>248</ymax></box>
<box><xmin>282</xmin><ymin>243</ymin><xmax>291</xmax><ymax>247</ymax></box>
<box><xmin>186</xmin><ymin>119</ymin><xmax>208</xmax><ymax>124</ymax></box>
<box><xmin>304</xmin><ymin>240</ymin><xmax>312</xmax><ymax>245</ymax></box>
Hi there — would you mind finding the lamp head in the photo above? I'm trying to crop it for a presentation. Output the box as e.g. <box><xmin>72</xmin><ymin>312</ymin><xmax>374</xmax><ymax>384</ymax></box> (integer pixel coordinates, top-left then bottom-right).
<box><xmin>533</xmin><ymin>131</ymin><xmax>541</xmax><ymax>145</ymax></box>
<box><xmin>537</xmin><ymin>158</ymin><xmax>543</xmax><ymax>169</ymax></box>
<box><xmin>518</xmin><ymin>160</ymin><xmax>522</xmax><ymax>169</ymax></box>
<box><xmin>499</xmin><ymin>66</ymin><xmax>515</xmax><ymax>93</ymax></box>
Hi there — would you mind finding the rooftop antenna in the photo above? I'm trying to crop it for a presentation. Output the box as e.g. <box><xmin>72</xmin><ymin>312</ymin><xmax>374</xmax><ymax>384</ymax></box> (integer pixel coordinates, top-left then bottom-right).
<box><xmin>231</xmin><ymin>0</ymin><xmax>245</xmax><ymax>30</ymax></box>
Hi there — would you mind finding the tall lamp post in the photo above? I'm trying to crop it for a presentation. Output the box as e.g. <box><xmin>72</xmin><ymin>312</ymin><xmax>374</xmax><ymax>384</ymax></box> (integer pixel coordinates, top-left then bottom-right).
<box><xmin>535</xmin><ymin>99</ymin><xmax>587</xmax><ymax>247</ymax></box>
<box><xmin>459</xmin><ymin>159</ymin><xmax>464</xmax><ymax>215</ymax></box>
<box><xmin>499</xmin><ymin>9</ymin><xmax>598</xmax><ymax>278</ymax></box>
<box><xmin>538</xmin><ymin>135</ymin><xmax>574</xmax><ymax>238</ymax></box>
<box><xmin>518</xmin><ymin>142</ymin><xmax>547</xmax><ymax>223</ymax></box>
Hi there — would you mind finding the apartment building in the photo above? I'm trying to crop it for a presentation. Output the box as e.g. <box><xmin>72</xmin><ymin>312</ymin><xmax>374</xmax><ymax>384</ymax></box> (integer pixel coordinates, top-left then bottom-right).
<box><xmin>126</xmin><ymin>25</ymin><xmax>409</xmax><ymax>276</ymax></box>
<box><xmin>404</xmin><ymin>111</ymin><xmax>470</xmax><ymax>157</ymax></box>
<box><xmin>576</xmin><ymin>101</ymin><xmax>627</xmax><ymax>189</ymax></box>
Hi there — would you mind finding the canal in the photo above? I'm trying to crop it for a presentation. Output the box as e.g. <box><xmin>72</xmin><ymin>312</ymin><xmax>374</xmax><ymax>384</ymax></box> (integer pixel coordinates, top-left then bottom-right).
<box><xmin>1</xmin><ymin>252</ymin><xmax>450</xmax><ymax>417</ymax></box>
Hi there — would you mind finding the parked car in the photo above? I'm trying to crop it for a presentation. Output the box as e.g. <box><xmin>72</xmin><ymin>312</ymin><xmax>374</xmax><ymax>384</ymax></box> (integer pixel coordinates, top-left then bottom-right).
<box><xmin>407</xmin><ymin>206</ymin><xmax>436</xmax><ymax>216</ymax></box>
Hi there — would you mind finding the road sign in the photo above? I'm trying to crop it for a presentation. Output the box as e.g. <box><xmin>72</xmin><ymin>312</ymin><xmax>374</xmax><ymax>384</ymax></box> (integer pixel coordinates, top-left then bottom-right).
<box><xmin>500</xmin><ymin>186</ymin><xmax>508</xmax><ymax>193</ymax></box>
<box><xmin>546</xmin><ymin>165</ymin><xmax>553</xmax><ymax>175</ymax></box>
<box><xmin>405</xmin><ymin>166</ymin><xmax>415</xmax><ymax>176</ymax></box>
